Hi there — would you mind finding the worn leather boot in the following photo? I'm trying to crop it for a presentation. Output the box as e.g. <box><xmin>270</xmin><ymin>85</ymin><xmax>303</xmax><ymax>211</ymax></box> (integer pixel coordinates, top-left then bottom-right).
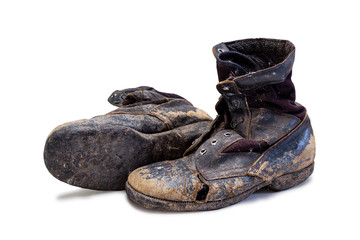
<box><xmin>44</xmin><ymin>86</ymin><xmax>212</xmax><ymax>190</ymax></box>
<box><xmin>126</xmin><ymin>39</ymin><xmax>316</xmax><ymax>211</ymax></box>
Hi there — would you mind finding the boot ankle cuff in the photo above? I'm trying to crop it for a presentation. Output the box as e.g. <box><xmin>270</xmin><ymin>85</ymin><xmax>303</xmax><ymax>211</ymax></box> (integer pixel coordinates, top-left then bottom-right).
<box><xmin>213</xmin><ymin>38</ymin><xmax>295</xmax><ymax>91</ymax></box>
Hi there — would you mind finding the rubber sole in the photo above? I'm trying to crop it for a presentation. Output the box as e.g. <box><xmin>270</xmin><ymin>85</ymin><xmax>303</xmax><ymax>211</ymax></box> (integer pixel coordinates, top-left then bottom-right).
<box><xmin>44</xmin><ymin>121</ymin><xmax>210</xmax><ymax>190</ymax></box>
<box><xmin>44</xmin><ymin>123</ymin><xmax>151</xmax><ymax>190</ymax></box>
<box><xmin>125</xmin><ymin>163</ymin><xmax>314</xmax><ymax>211</ymax></box>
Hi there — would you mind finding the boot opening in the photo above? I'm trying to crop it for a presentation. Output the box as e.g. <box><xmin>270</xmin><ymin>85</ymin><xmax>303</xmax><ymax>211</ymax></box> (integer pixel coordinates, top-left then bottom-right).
<box><xmin>225</xmin><ymin>38</ymin><xmax>295</xmax><ymax>73</ymax></box>
<box><xmin>216</xmin><ymin>39</ymin><xmax>295</xmax><ymax>80</ymax></box>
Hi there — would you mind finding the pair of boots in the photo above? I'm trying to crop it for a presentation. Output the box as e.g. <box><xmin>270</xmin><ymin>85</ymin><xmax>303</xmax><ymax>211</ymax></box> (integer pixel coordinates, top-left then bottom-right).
<box><xmin>44</xmin><ymin>38</ymin><xmax>315</xmax><ymax>211</ymax></box>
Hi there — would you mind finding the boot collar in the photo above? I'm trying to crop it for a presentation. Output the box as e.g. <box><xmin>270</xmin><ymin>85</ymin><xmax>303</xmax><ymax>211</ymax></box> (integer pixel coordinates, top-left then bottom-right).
<box><xmin>213</xmin><ymin>38</ymin><xmax>295</xmax><ymax>91</ymax></box>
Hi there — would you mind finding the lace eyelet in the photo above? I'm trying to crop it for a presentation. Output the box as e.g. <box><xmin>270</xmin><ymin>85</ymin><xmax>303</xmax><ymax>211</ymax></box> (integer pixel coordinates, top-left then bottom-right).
<box><xmin>211</xmin><ymin>139</ymin><xmax>217</xmax><ymax>145</ymax></box>
<box><xmin>224</xmin><ymin>132</ymin><xmax>231</xmax><ymax>137</ymax></box>
<box><xmin>200</xmin><ymin>149</ymin><xmax>207</xmax><ymax>155</ymax></box>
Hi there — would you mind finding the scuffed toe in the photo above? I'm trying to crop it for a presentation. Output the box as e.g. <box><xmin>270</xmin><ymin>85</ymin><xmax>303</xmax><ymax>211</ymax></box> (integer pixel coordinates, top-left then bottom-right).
<box><xmin>127</xmin><ymin>158</ymin><xmax>204</xmax><ymax>202</ymax></box>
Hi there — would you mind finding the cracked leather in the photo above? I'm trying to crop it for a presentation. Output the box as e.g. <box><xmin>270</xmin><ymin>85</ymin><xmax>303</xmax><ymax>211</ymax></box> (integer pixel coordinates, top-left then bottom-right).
<box><xmin>248</xmin><ymin>115</ymin><xmax>315</xmax><ymax>181</ymax></box>
<box><xmin>106</xmin><ymin>89</ymin><xmax>211</xmax><ymax>133</ymax></box>
<box><xmin>127</xmin><ymin>38</ymin><xmax>316</xmax><ymax>206</ymax></box>
<box><xmin>194</xmin><ymin>107</ymin><xmax>300</xmax><ymax>180</ymax></box>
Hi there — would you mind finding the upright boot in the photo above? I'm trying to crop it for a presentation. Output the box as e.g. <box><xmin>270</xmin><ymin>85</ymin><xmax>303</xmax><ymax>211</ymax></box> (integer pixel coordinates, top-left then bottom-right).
<box><xmin>126</xmin><ymin>39</ymin><xmax>316</xmax><ymax>211</ymax></box>
<box><xmin>44</xmin><ymin>86</ymin><xmax>212</xmax><ymax>190</ymax></box>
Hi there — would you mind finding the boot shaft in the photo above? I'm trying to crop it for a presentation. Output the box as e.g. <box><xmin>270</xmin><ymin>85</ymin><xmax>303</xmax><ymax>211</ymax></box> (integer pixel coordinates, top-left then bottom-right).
<box><xmin>213</xmin><ymin>38</ymin><xmax>306</xmax><ymax>139</ymax></box>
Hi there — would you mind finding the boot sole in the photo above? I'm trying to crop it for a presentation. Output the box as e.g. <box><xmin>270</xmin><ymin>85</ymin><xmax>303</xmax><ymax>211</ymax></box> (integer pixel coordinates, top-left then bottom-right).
<box><xmin>125</xmin><ymin>162</ymin><xmax>314</xmax><ymax>211</ymax></box>
<box><xmin>44</xmin><ymin>121</ymin><xmax>210</xmax><ymax>190</ymax></box>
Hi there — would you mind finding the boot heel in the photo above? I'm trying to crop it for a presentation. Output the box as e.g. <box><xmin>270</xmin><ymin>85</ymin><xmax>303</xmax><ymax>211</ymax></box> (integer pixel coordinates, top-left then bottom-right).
<box><xmin>269</xmin><ymin>163</ymin><xmax>314</xmax><ymax>191</ymax></box>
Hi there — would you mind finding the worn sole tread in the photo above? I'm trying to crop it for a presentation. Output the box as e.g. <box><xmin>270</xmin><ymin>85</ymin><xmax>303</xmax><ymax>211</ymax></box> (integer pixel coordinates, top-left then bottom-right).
<box><xmin>44</xmin><ymin>124</ymin><xmax>150</xmax><ymax>190</ymax></box>
<box><xmin>44</xmin><ymin>121</ymin><xmax>211</xmax><ymax>190</ymax></box>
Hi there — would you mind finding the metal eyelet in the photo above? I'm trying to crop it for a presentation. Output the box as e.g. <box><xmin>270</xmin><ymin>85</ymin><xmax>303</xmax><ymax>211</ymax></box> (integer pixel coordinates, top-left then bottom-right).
<box><xmin>222</xmin><ymin>86</ymin><xmax>230</xmax><ymax>91</ymax></box>
<box><xmin>224</xmin><ymin>132</ymin><xmax>231</xmax><ymax>137</ymax></box>
<box><xmin>211</xmin><ymin>139</ymin><xmax>217</xmax><ymax>145</ymax></box>
<box><xmin>218</xmin><ymin>48</ymin><xmax>224</xmax><ymax>53</ymax></box>
<box><xmin>200</xmin><ymin>149</ymin><xmax>207</xmax><ymax>155</ymax></box>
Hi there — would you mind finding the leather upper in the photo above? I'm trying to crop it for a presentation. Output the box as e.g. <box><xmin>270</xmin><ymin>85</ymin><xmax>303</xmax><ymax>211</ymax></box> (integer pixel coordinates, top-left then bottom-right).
<box><xmin>105</xmin><ymin>87</ymin><xmax>212</xmax><ymax>133</ymax></box>
<box><xmin>194</xmin><ymin>108</ymin><xmax>301</xmax><ymax>181</ymax></box>
<box><xmin>127</xmin><ymin>39</ymin><xmax>315</xmax><ymax>203</ymax></box>
<box><xmin>213</xmin><ymin>38</ymin><xmax>295</xmax><ymax>89</ymax></box>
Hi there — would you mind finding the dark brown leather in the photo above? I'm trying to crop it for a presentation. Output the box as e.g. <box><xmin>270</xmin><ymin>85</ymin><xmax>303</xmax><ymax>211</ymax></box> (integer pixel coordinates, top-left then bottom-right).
<box><xmin>194</xmin><ymin>108</ymin><xmax>301</xmax><ymax>181</ymax></box>
<box><xmin>126</xmin><ymin>39</ymin><xmax>315</xmax><ymax>211</ymax></box>
<box><xmin>232</xmin><ymin>50</ymin><xmax>294</xmax><ymax>91</ymax></box>
<box><xmin>108</xmin><ymin>86</ymin><xmax>184</xmax><ymax>107</ymax></box>
<box><xmin>213</xmin><ymin>38</ymin><xmax>295</xmax><ymax>89</ymax></box>
<box><xmin>127</xmin><ymin>113</ymin><xmax>315</xmax><ymax>203</ymax></box>
<box><xmin>107</xmin><ymin>98</ymin><xmax>211</xmax><ymax>132</ymax></box>
<box><xmin>248</xmin><ymin>115</ymin><xmax>315</xmax><ymax>181</ymax></box>
<box><xmin>249</xmin><ymin>108</ymin><xmax>300</xmax><ymax>144</ymax></box>
<box><xmin>195</xmin><ymin>130</ymin><xmax>260</xmax><ymax>180</ymax></box>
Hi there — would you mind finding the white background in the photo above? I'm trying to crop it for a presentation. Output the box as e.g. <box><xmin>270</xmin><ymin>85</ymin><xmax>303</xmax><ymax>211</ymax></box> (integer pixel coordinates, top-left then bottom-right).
<box><xmin>1</xmin><ymin>0</ymin><xmax>359</xmax><ymax>239</ymax></box>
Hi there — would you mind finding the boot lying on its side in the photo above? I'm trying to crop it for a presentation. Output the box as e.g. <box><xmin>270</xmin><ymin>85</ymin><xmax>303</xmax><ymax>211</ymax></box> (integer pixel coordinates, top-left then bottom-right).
<box><xmin>44</xmin><ymin>86</ymin><xmax>212</xmax><ymax>190</ymax></box>
<box><xmin>126</xmin><ymin>39</ymin><xmax>316</xmax><ymax>211</ymax></box>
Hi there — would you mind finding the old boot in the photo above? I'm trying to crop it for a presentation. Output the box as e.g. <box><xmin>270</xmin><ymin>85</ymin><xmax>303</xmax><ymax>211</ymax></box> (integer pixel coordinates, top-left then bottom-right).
<box><xmin>126</xmin><ymin>39</ymin><xmax>315</xmax><ymax>211</ymax></box>
<box><xmin>44</xmin><ymin>86</ymin><xmax>212</xmax><ymax>190</ymax></box>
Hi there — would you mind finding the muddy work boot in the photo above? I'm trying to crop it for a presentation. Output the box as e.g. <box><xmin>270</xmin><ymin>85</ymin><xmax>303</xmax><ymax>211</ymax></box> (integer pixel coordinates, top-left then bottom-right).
<box><xmin>126</xmin><ymin>39</ymin><xmax>315</xmax><ymax>211</ymax></box>
<box><xmin>44</xmin><ymin>86</ymin><xmax>212</xmax><ymax>190</ymax></box>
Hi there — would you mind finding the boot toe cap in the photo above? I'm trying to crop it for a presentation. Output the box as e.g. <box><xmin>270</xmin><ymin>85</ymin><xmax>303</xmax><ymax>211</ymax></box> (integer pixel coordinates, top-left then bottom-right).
<box><xmin>127</xmin><ymin>159</ymin><xmax>203</xmax><ymax>202</ymax></box>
